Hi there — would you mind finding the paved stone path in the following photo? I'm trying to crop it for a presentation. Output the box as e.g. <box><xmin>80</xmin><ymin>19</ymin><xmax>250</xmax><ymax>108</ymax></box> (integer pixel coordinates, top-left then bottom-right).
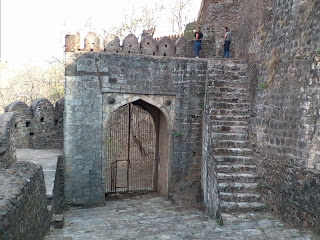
<box><xmin>14</xmin><ymin>149</ymin><xmax>314</xmax><ymax>239</ymax></box>
<box><xmin>46</xmin><ymin>193</ymin><xmax>312</xmax><ymax>240</ymax></box>
<box><xmin>16</xmin><ymin>148</ymin><xmax>61</xmax><ymax>197</ymax></box>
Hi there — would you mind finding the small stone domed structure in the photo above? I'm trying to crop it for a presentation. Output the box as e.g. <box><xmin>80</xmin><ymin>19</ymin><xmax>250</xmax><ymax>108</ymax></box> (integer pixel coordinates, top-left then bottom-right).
<box><xmin>104</xmin><ymin>36</ymin><xmax>121</xmax><ymax>53</ymax></box>
<box><xmin>5</xmin><ymin>101</ymin><xmax>32</xmax><ymax>148</ymax></box>
<box><xmin>5</xmin><ymin>101</ymin><xmax>29</xmax><ymax>112</ymax></box>
<box><xmin>157</xmin><ymin>37</ymin><xmax>174</xmax><ymax>57</ymax></box>
<box><xmin>122</xmin><ymin>34</ymin><xmax>140</xmax><ymax>54</ymax></box>
<box><xmin>30</xmin><ymin>98</ymin><xmax>55</xmax><ymax>149</ymax></box>
<box><xmin>84</xmin><ymin>32</ymin><xmax>100</xmax><ymax>52</ymax></box>
<box><xmin>175</xmin><ymin>37</ymin><xmax>187</xmax><ymax>57</ymax></box>
<box><xmin>140</xmin><ymin>35</ymin><xmax>157</xmax><ymax>55</ymax></box>
<box><xmin>5</xmin><ymin>98</ymin><xmax>64</xmax><ymax>149</ymax></box>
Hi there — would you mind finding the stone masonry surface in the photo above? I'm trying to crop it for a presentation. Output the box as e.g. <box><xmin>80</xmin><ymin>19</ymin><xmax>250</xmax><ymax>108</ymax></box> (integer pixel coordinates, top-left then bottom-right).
<box><xmin>51</xmin><ymin>155</ymin><xmax>66</xmax><ymax>214</ymax></box>
<box><xmin>64</xmin><ymin>52</ymin><xmax>207</xmax><ymax>205</ymax></box>
<box><xmin>198</xmin><ymin>0</ymin><xmax>239</xmax><ymax>58</ymax></box>
<box><xmin>0</xmin><ymin>112</ymin><xmax>16</xmax><ymax>169</ymax></box>
<box><xmin>46</xmin><ymin>192</ymin><xmax>313</xmax><ymax>240</ymax></box>
<box><xmin>5</xmin><ymin>98</ymin><xmax>64</xmax><ymax>149</ymax></box>
<box><xmin>202</xmin><ymin>58</ymin><xmax>264</xmax><ymax>217</ymax></box>
<box><xmin>0</xmin><ymin>161</ymin><xmax>50</xmax><ymax>240</ymax></box>
<box><xmin>231</xmin><ymin>0</ymin><xmax>320</xmax><ymax>229</ymax></box>
<box><xmin>4</xmin><ymin>101</ymin><xmax>32</xmax><ymax>148</ymax></box>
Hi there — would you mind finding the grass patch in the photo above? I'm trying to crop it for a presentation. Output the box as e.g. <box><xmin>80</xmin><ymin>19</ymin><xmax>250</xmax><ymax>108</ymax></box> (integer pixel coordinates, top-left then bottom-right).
<box><xmin>266</xmin><ymin>48</ymin><xmax>280</xmax><ymax>87</ymax></box>
<box><xmin>173</xmin><ymin>131</ymin><xmax>182</xmax><ymax>137</ymax></box>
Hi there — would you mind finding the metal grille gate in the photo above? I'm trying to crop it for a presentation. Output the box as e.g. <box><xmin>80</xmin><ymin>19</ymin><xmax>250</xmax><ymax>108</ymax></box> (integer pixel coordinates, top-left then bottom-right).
<box><xmin>106</xmin><ymin>103</ymin><xmax>156</xmax><ymax>193</ymax></box>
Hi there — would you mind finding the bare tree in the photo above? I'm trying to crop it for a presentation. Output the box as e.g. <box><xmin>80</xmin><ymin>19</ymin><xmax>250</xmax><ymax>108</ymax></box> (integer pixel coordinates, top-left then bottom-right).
<box><xmin>140</xmin><ymin>3</ymin><xmax>165</xmax><ymax>36</ymax></box>
<box><xmin>0</xmin><ymin>62</ymin><xmax>64</xmax><ymax>113</ymax></box>
<box><xmin>110</xmin><ymin>3</ymin><xmax>164</xmax><ymax>40</ymax></box>
<box><xmin>169</xmin><ymin>0</ymin><xmax>192</xmax><ymax>34</ymax></box>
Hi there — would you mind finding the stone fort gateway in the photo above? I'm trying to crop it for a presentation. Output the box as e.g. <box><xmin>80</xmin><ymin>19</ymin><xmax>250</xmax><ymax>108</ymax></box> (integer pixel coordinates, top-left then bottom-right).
<box><xmin>0</xmin><ymin>0</ymin><xmax>319</xmax><ymax>239</ymax></box>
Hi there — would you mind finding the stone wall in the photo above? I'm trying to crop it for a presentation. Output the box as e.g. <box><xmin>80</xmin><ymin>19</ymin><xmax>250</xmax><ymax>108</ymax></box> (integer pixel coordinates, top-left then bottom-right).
<box><xmin>5</xmin><ymin>98</ymin><xmax>64</xmax><ymax>149</ymax></box>
<box><xmin>52</xmin><ymin>155</ymin><xmax>66</xmax><ymax>214</ymax></box>
<box><xmin>5</xmin><ymin>101</ymin><xmax>32</xmax><ymax>148</ymax></box>
<box><xmin>0</xmin><ymin>112</ymin><xmax>16</xmax><ymax>169</ymax></box>
<box><xmin>235</xmin><ymin>0</ymin><xmax>320</xmax><ymax>229</ymax></box>
<box><xmin>202</xmin><ymin>59</ymin><xmax>220</xmax><ymax>219</ymax></box>
<box><xmin>64</xmin><ymin>52</ymin><xmax>207</xmax><ymax>205</ymax></box>
<box><xmin>0</xmin><ymin>161</ymin><xmax>50</xmax><ymax>240</ymax></box>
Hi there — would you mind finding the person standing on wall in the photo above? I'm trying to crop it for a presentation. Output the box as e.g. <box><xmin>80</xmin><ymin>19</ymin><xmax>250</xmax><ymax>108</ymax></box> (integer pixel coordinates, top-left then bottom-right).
<box><xmin>193</xmin><ymin>27</ymin><xmax>203</xmax><ymax>58</ymax></box>
<box><xmin>222</xmin><ymin>27</ymin><xmax>231</xmax><ymax>58</ymax></box>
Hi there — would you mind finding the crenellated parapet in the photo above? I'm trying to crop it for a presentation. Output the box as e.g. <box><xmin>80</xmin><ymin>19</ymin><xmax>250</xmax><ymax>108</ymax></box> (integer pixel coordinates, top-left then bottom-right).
<box><xmin>65</xmin><ymin>32</ymin><xmax>192</xmax><ymax>57</ymax></box>
<box><xmin>154</xmin><ymin>34</ymin><xmax>184</xmax><ymax>42</ymax></box>
<box><xmin>4</xmin><ymin>98</ymin><xmax>64</xmax><ymax>149</ymax></box>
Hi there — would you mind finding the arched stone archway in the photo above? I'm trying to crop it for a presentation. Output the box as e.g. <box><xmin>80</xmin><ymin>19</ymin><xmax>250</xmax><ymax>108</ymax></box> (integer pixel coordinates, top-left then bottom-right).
<box><xmin>103</xmin><ymin>96</ymin><xmax>174</xmax><ymax>198</ymax></box>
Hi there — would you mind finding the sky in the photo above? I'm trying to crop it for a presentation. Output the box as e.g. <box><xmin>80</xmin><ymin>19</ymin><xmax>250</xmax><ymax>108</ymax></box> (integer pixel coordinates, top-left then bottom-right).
<box><xmin>1</xmin><ymin>0</ymin><xmax>202</xmax><ymax>66</ymax></box>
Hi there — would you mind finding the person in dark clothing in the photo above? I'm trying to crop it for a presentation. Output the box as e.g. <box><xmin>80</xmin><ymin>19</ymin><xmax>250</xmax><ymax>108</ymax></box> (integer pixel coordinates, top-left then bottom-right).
<box><xmin>193</xmin><ymin>27</ymin><xmax>203</xmax><ymax>58</ymax></box>
<box><xmin>222</xmin><ymin>27</ymin><xmax>231</xmax><ymax>58</ymax></box>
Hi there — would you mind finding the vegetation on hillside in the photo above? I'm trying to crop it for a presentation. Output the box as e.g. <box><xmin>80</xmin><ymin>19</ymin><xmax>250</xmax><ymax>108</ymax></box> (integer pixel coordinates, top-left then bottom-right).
<box><xmin>0</xmin><ymin>61</ymin><xmax>64</xmax><ymax>113</ymax></box>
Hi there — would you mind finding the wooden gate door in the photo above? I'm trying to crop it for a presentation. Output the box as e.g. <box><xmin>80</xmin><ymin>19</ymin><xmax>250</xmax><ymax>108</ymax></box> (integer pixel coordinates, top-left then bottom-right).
<box><xmin>106</xmin><ymin>103</ymin><xmax>156</xmax><ymax>193</ymax></box>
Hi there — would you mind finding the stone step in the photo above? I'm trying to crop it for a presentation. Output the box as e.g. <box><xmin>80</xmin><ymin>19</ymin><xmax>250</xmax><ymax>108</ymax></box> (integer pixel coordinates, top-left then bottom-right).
<box><xmin>220</xmin><ymin>201</ymin><xmax>265</xmax><ymax>212</ymax></box>
<box><xmin>211</xmin><ymin>133</ymin><xmax>248</xmax><ymax>141</ymax></box>
<box><xmin>212</xmin><ymin>92</ymin><xmax>251</xmax><ymax>100</ymax></box>
<box><xmin>208</xmin><ymin>61</ymin><xmax>247</xmax><ymax>69</ymax></box>
<box><xmin>217</xmin><ymin>173</ymin><xmax>259</xmax><ymax>183</ymax></box>
<box><xmin>208</xmin><ymin>71</ymin><xmax>247</xmax><ymax>79</ymax></box>
<box><xmin>211</xmin><ymin>120</ymin><xmax>248</xmax><ymax>127</ymax></box>
<box><xmin>211</xmin><ymin>97</ymin><xmax>251</xmax><ymax>104</ymax></box>
<box><xmin>212</xmin><ymin>80</ymin><xmax>251</xmax><ymax>88</ymax></box>
<box><xmin>211</xmin><ymin>115</ymin><xmax>250</xmax><ymax>121</ymax></box>
<box><xmin>216</xmin><ymin>164</ymin><xmax>257</xmax><ymax>173</ymax></box>
<box><xmin>212</xmin><ymin>125</ymin><xmax>248</xmax><ymax>134</ymax></box>
<box><xmin>215</xmin><ymin>155</ymin><xmax>255</xmax><ymax>164</ymax></box>
<box><xmin>210</xmin><ymin>109</ymin><xmax>252</xmax><ymax>116</ymax></box>
<box><xmin>213</xmin><ymin>148</ymin><xmax>252</xmax><ymax>156</ymax></box>
<box><xmin>212</xmin><ymin>77</ymin><xmax>250</xmax><ymax>83</ymax></box>
<box><xmin>220</xmin><ymin>192</ymin><xmax>262</xmax><ymax>202</ymax></box>
<box><xmin>212</xmin><ymin>102</ymin><xmax>252</xmax><ymax>110</ymax></box>
<box><xmin>208</xmin><ymin>70</ymin><xmax>248</xmax><ymax>78</ymax></box>
<box><xmin>213</xmin><ymin>140</ymin><xmax>249</xmax><ymax>148</ymax></box>
<box><xmin>212</xmin><ymin>87</ymin><xmax>250</xmax><ymax>94</ymax></box>
<box><xmin>218</xmin><ymin>182</ymin><xmax>259</xmax><ymax>192</ymax></box>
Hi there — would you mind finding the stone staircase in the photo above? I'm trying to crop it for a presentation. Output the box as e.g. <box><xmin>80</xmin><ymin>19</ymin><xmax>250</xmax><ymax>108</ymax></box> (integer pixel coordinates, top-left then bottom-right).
<box><xmin>209</xmin><ymin>61</ymin><xmax>265</xmax><ymax>213</ymax></box>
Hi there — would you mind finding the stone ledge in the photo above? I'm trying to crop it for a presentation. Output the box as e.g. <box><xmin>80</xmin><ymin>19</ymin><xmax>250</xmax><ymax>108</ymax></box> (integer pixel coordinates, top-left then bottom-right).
<box><xmin>0</xmin><ymin>161</ymin><xmax>50</xmax><ymax>240</ymax></box>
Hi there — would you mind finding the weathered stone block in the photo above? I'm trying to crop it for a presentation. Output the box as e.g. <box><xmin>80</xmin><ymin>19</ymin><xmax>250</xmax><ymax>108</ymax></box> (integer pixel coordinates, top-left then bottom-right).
<box><xmin>51</xmin><ymin>214</ymin><xmax>64</xmax><ymax>229</ymax></box>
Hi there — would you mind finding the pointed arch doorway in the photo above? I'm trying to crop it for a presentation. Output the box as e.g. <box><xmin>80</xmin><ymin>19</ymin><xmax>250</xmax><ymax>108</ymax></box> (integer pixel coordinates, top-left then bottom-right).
<box><xmin>105</xmin><ymin>99</ymin><xmax>171</xmax><ymax>197</ymax></box>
